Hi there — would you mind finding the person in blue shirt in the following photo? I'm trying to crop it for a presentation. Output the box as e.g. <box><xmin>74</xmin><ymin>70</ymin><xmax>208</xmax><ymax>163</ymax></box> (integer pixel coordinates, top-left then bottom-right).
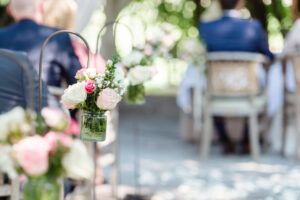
<box><xmin>199</xmin><ymin>0</ymin><xmax>274</xmax><ymax>153</ymax></box>
<box><xmin>0</xmin><ymin>0</ymin><xmax>82</xmax><ymax>87</ymax></box>
<box><xmin>199</xmin><ymin>0</ymin><xmax>274</xmax><ymax>61</ymax></box>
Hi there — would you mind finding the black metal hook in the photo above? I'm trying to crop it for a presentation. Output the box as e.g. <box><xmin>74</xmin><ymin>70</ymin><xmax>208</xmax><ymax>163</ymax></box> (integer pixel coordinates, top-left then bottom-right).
<box><xmin>38</xmin><ymin>30</ymin><xmax>91</xmax><ymax>113</ymax></box>
<box><xmin>95</xmin><ymin>20</ymin><xmax>135</xmax><ymax>55</ymax></box>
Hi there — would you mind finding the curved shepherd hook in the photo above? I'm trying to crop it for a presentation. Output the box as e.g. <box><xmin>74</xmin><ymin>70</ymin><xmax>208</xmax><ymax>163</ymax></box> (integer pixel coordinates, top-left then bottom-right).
<box><xmin>0</xmin><ymin>50</ymin><xmax>35</xmax><ymax>111</ymax></box>
<box><xmin>38</xmin><ymin>30</ymin><xmax>91</xmax><ymax>113</ymax></box>
<box><xmin>95</xmin><ymin>20</ymin><xmax>135</xmax><ymax>55</ymax></box>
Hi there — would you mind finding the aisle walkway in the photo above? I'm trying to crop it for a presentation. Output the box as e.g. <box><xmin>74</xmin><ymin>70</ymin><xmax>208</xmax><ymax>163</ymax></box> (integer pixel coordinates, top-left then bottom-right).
<box><xmin>117</xmin><ymin>96</ymin><xmax>300</xmax><ymax>200</ymax></box>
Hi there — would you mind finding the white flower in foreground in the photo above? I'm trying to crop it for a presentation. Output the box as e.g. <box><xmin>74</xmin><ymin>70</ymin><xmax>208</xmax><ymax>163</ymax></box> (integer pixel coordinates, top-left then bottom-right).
<box><xmin>127</xmin><ymin>66</ymin><xmax>157</xmax><ymax>86</ymax></box>
<box><xmin>61</xmin><ymin>83</ymin><xmax>87</xmax><ymax>109</ymax></box>
<box><xmin>62</xmin><ymin>140</ymin><xmax>94</xmax><ymax>180</ymax></box>
<box><xmin>0</xmin><ymin>145</ymin><xmax>18</xmax><ymax>179</ymax></box>
<box><xmin>96</xmin><ymin>88</ymin><xmax>122</xmax><ymax>110</ymax></box>
<box><xmin>122</xmin><ymin>50</ymin><xmax>144</xmax><ymax>67</ymax></box>
<box><xmin>0</xmin><ymin>107</ymin><xmax>26</xmax><ymax>141</ymax></box>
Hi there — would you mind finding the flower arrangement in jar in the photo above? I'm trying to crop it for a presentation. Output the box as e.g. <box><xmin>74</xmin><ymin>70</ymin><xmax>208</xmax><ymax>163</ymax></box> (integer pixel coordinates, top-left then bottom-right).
<box><xmin>120</xmin><ymin>46</ymin><xmax>157</xmax><ymax>105</ymax></box>
<box><xmin>61</xmin><ymin>59</ymin><xmax>125</xmax><ymax>141</ymax></box>
<box><xmin>0</xmin><ymin>107</ymin><xmax>93</xmax><ymax>200</ymax></box>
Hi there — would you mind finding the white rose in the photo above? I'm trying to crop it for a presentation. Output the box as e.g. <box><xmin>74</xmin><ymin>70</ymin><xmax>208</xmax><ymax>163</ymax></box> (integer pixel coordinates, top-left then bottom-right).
<box><xmin>62</xmin><ymin>140</ymin><xmax>94</xmax><ymax>180</ymax></box>
<box><xmin>86</xmin><ymin>68</ymin><xmax>97</xmax><ymax>79</ymax></box>
<box><xmin>96</xmin><ymin>88</ymin><xmax>122</xmax><ymax>110</ymax></box>
<box><xmin>122</xmin><ymin>50</ymin><xmax>144</xmax><ymax>67</ymax></box>
<box><xmin>0</xmin><ymin>145</ymin><xmax>18</xmax><ymax>179</ymax></box>
<box><xmin>127</xmin><ymin>66</ymin><xmax>157</xmax><ymax>86</ymax></box>
<box><xmin>61</xmin><ymin>83</ymin><xmax>87</xmax><ymax>109</ymax></box>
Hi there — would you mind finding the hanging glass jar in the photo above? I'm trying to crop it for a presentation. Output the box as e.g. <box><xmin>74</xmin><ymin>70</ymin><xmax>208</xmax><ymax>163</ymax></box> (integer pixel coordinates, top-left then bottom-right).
<box><xmin>23</xmin><ymin>176</ymin><xmax>60</xmax><ymax>200</ymax></box>
<box><xmin>126</xmin><ymin>84</ymin><xmax>146</xmax><ymax>105</ymax></box>
<box><xmin>80</xmin><ymin>111</ymin><xmax>107</xmax><ymax>142</ymax></box>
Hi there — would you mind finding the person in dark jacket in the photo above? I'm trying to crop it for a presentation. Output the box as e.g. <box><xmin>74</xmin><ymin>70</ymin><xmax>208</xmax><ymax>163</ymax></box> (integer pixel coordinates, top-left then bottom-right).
<box><xmin>0</xmin><ymin>0</ymin><xmax>82</xmax><ymax>87</ymax></box>
<box><xmin>199</xmin><ymin>0</ymin><xmax>274</xmax><ymax>61</ymax></box>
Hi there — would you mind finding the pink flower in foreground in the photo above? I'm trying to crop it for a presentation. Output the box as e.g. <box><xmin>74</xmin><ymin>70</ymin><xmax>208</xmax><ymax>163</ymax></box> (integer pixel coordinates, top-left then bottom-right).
<box><xmin>13</xmin><ymin>136</ymin><xmax>50</xmax><ymax>176</ymax></box>
<box><xmin>96</xmin><ymin>88</ymin><xmax>122</xmax><ymax>110</ymax></box>
<box><xmin>44</xmin><ymin>132</ymin><xmax>73</xmax><ymax>153</ymax></box>
<box><xmin>41</xmin><ymin>107</ymin><xmax>69</xmax><ymax>131</ymax></box>
<box><xmin>75</xmin><ymin>68</ymin><xmax>86</xmax><ymax>79</ymax></box>
<box><xmin>84</xmin><ymin>80</ymin><xmax>96</xmax><ymax>94</ymax></box>
<box><xmin>64</xmin><ymin>118</ymin><xmax>80</xmax><ymax>136</ymax></box>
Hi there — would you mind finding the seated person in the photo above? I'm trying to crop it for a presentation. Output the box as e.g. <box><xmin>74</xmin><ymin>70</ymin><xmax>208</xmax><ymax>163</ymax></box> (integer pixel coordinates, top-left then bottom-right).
<box><xmin>0</xmin><ymin>48</ymin><xmax>57</xmax><ymax>113</ymax></box>
<box><xmin>0</xmin><ymin>0</ymin><xmax>82</xmax><ymax>87</ymax></box>
<box><xmin>43</xmin><ymin>0</ymin><xmax>106</xmax><ymax>74</ymax></box>
<box><xmin>198</xmin><ymin>0</ymin><xmax>274</xmax><ymax>153</ymax></box>
<box><xmin>199</xmin><ymin>0</ymin><xmax>274</xmax><ymax>61</ymax></box>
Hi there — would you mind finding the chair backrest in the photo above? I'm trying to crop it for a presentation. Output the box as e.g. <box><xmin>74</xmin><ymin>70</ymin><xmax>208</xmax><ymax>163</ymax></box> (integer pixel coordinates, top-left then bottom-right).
<box><xmin>206</xmin><ymin>52</ymin><xmax>269</xmax><ymax>97</ymax></box>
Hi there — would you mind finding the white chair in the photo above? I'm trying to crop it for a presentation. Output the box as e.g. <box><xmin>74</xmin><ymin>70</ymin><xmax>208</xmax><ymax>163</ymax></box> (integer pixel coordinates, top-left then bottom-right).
<box><xmin>283</xmin><ymin>54</ymin><xmax>300</xmax><ymax>159</ymax></box>
<box><xmin>201</xmin><ymin>52</ymin><xmax>269</xmax><ymax>161</ymax></box>
<box><xmin>0</xmin><ymin>174</ymin><xmax>19</xmax><ymax>200</ymax></box>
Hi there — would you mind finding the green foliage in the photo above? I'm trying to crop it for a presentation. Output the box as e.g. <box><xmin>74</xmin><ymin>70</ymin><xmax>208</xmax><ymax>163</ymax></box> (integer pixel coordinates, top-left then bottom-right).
<box><xmin>157</xmin><ymin>0</ymin><xmax>201</xmax><ymax>39</ymax></box>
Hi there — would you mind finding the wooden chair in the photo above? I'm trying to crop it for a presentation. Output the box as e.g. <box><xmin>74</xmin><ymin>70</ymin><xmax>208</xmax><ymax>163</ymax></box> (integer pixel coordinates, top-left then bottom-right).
<box><xmin>0</xmin><ymin>174</ymin><xmax>19</xmax><ymax>200</ymax></box>
<box><xmin>201</xmin><ymin>52</ymin><xmax>269</xmax><ymax>161</ymax></box>
<box><xmin>283</xmin><ymin>54</ymin><xmax>300</xmax><ymax>159</ymax></box>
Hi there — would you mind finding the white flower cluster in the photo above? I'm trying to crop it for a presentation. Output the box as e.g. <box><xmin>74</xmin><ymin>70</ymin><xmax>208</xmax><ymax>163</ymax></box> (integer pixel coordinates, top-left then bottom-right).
<box><xmin>121</xmin><ymin>48</ymin><xmax>157</xmax><ymax>86</ymax></box>
<box><xmin>0</xmin><ymin>107</ymin><xmax>31</xmax><ymax>142</ymax></box>
<box><xmin>121</xmin><ymin>50</ymin><xmax>144</xmax><ymax>67</ymax></box>
<box><xmin>61</xmin><ymin>60</ymin><xmax>125</xmax><ymax>111</ymax></box>
<box><xmin>127</xmin><ymin>66</ymin><xmax>157</xmax><ymax>86</ymax></box>
<box><xmin>94</xmin><ymin>61</ymin><xmax>126</xmax><ymax>96</ymax></box>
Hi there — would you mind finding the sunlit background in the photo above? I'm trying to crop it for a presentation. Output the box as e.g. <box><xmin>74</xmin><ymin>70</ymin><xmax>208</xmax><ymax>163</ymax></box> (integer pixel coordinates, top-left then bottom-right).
<box><xmin>1</xmin><ymin>0</ymin><xmax>300</xmax><ymax>199</ymax></box>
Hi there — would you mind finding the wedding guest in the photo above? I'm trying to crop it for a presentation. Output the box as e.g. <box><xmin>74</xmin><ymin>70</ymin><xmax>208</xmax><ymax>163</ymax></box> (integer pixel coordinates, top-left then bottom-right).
<box><xmin>0</xmin><ymin>0</ymin><xmax>82</xmax><ymax>87</ymax></box>
<box><xmin>199</xmin><ymin>0</ymin><xmax>274</xmax><ymax>153</ymax></box>
<box><xmin>199</xmin><ymin>0</ymin><xmax>274</xmax><ymax>60</ymax></box>
<box><xmin>0</xmin><ymin>48</ymin><xmax>57</xmax><ymax>113</ymax></box>
<box><xmin>43</xmin><ymin>0</ymin><xmax>106</xmax><ymax>73</ymax></box>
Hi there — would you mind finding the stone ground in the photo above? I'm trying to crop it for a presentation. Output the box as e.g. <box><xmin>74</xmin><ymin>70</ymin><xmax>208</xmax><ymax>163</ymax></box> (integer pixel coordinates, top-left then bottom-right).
<box><xmin>113</xmin><ymin>96</ymin><xmax>300</xmax><ymax>200</ymax></box>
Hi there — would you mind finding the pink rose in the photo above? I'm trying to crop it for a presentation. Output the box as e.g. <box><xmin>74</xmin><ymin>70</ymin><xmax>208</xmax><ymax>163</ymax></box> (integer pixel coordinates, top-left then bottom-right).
<box><xmin>75</xmin><ymin>68</ymin><xmax>86</xmax><ymax>79</ymax></box>
<box><xmin>13</xmin><ymin>136</ymin><xmax>50</xmax><ymax>176</ymax></box>
<box><xmin>96</xmin><ymin>88</ymin><xmax>122</xmax><ymax>110</ymax></box>
<box><xmin>85</xmin><ymin>80</ymin><xmax>96</xmax><ymax>94</ymax></box>
<box><xmin>41</xmin><ymin>108</ymin><xmax>69</xmax><ymax>131</ymax></box>
<box><xmin>143</xmin><ymin>44</ymin><xmax>153</xmax><ymax>56</ymax></box>
<box><xmin>44</xmin><ymin>132</ymin><xmax>73</xmax><ymax>153</ymax></box>
<box><xmin>64</xmin><ymin>118</ymin><xmax>80</xmax><ymax>136</ymax></box>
